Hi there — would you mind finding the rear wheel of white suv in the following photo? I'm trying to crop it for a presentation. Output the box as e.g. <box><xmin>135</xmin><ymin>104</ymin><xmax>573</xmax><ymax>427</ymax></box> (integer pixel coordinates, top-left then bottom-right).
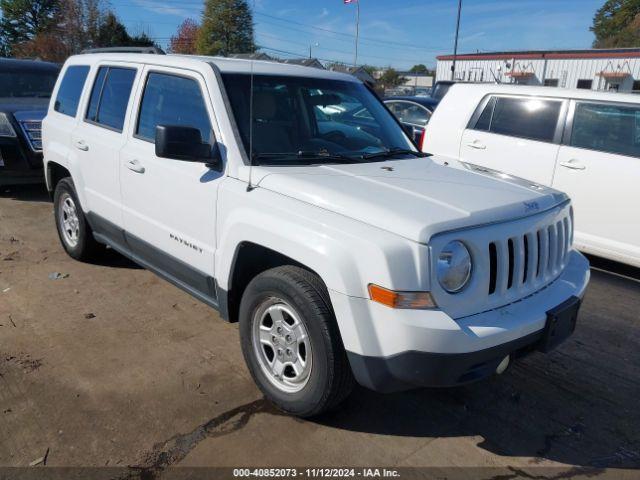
<box><xmin>239</xmin><ymin>266</ymin><xmax>354</xmax><ymax>417</ymax></box>
<box><xmin>53</xmin><ymin>178</ymin><xmax>102</xmax><ymax>261</ymax></box>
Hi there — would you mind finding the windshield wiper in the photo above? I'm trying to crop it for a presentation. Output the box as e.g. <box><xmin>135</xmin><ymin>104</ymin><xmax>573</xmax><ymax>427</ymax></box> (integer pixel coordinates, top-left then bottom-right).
<box><xmin>361</xmin><ymin>148</ymin><xmax>430</xmax><ymax>160</ymax></box>
<box><xmin>253</xmin><ymin>150</ymin><xmax>359</xmax><ymax>165</ymax></box>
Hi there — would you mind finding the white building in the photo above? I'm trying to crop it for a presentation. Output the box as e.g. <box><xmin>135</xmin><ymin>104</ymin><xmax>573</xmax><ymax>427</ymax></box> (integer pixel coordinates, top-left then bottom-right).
<box><xmin>399</xmin><ymin>72</ymin><xmax>434</xmax><ymax>88</ymax></box>
<box><xmin>436</xmin><ymin>48</ymin><xmax>640</xmax><ymax>93</ymax></box>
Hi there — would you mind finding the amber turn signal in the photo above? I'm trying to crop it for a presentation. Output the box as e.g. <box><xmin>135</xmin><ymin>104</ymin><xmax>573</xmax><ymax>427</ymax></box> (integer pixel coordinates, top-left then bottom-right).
<box><xmin>368</xmin><ymin>284</ymin><xmax>436</xmax><ymax>309</ymax></box>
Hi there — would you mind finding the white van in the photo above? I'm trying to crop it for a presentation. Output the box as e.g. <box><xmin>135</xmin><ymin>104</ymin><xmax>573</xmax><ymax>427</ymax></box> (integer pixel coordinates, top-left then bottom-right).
<box><xmin>423</xmin><ymin>84</ymin><xmax>640</xmax><ymax>268</ymax></box>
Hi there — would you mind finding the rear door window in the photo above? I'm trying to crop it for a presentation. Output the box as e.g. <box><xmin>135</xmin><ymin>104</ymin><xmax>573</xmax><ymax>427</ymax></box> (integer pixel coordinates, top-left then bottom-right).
<box><xmin>136</xmin><ymin>72</ymin><xmax>212</xmax><ymax>143</ymax></box>
<box><xmin>571</xmin><ymin>102</ymin><xmax>640</xmax><ymax>157</ymax></box>
<box><xmin>85</xmin><ymin>66</ymin><xmax>137</xmax><ymax>132</ymax></box>
<box><xmin>54</xmin><ymin>65</ymin><xmax>90</xmax><ymax>117</ymax></box>
<box><xmin>472</xmin><ymin>97</ymin><xmax>496</xmax><ymax>131</ymax></box>
<box><xmin>475</xmin><ymin>96</ymin><xmax>562</xmax><ymax>143</ymax></box>
<box><xmin>85</xmin><ymin>67</ymin><xmax>108</xmax><ymax>122</ymax></box>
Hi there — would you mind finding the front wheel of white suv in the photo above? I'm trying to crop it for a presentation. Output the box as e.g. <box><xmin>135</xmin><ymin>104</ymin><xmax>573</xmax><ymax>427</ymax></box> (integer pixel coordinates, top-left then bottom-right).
<box><xmin>53</xmin><ymin>178</ymin><xmax>102</xmax><ymax>261</ymax></box>
<box><xmin>239</xmin><ymin>266</ymin><xmax>355</xmax><ymax>417</ymax></box>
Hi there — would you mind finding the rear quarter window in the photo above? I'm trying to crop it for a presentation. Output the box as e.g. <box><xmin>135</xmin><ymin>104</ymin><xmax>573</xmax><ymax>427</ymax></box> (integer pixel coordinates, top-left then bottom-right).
<box><xmin>54</xmin><ymin>66</ymin><xmax>90</xmax><ymax>117</ymax></box>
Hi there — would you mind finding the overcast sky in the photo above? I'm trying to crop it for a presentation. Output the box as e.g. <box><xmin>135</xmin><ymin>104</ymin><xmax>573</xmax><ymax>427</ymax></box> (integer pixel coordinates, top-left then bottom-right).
<box><xmin>113</xmin><ymin>0</ymin><xmax>604</xmax><ymax>69</ymax></box>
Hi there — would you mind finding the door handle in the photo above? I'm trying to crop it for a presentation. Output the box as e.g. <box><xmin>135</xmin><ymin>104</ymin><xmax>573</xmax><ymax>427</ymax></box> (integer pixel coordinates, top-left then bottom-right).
<box><xmin>466</xmin><ymin>141</ymin><xmax>486</xmax><ymax>150</ymax></box>
<box><xmin>559</xmin><ymin>160</ymin><xmax>586</xmax><ymax>170</ymax></box>
<box><xmin>74</xmin><ymin>140</ymin><xmax>89</xmax><ymax>151</ymax></box>
<box><xmin>126</xmin><ymin>159</ymin><xmax>145</xmax><ymax>174</ymax></box>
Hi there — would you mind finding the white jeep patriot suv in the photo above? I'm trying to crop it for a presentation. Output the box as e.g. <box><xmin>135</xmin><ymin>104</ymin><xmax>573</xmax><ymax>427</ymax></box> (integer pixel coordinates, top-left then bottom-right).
<box><xmin>42</xmin><ymin>52</ymin><xmax>590</xmax><ymax>416</ymax></box>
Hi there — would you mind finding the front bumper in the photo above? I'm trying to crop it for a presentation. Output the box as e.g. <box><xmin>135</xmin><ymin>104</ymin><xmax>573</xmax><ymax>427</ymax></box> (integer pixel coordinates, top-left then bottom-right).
<box><xmin>0</xmin><ymin>137</ymin><xmax>44</xmax><ymax>186</ymax></box>
<box><xmin>330</xmin><ymin>250</ymin><xmax>590</xmax><ymax>392</ymax></box>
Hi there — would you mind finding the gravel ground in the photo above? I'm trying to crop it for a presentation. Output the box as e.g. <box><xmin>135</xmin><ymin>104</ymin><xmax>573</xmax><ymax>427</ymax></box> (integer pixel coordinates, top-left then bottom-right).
<box><xmin>0</xmin><ymin>185</ymin><xmax>638</xmax><ymax>478</ymax></box>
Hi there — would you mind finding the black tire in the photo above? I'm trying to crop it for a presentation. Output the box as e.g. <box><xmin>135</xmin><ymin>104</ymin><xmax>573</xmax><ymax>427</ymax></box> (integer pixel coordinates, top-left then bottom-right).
<box><xmin>239</xmin><ymin>265</ymin><xmax>355</xmax><ymax>417</ymax></box>
<box><xmin>53</xmin><ymin>177</ymin><xmax>101</xmax><ymax>261</ymax></box>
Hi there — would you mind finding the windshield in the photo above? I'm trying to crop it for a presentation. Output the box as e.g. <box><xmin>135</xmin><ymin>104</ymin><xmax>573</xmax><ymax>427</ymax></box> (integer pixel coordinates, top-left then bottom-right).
<box><xmin>0</xmin><ymin>71</ymin><xmax>59</xmax><ymax>98</ymax></box>
<box><xmin>221</xmin><ymin>73</ymin><xmax>415</xmax><ymax>164</ymax></box>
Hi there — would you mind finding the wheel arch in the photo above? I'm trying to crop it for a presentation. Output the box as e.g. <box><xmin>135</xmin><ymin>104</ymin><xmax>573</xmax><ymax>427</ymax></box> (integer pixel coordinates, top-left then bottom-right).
<box><xmin>45</xmin><ymin>161</ymin><xmax>71</xmax><ymax>196</ymax></box>
<box><xmin>222</xmin><ymin>241</ymin><xmax>330</xmax><ymax>324</ymax></box>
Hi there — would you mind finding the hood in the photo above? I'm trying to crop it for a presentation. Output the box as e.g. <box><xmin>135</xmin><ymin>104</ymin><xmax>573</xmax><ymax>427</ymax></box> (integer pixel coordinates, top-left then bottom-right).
<box><xmin>0</xmin><ymin>97</ymin><xmax>50</xmax><ymax>114</ymax></box>
<box><xmin>255</xmin><ymin>157</ymin><xmax>567</xmax><ymax>243</ymax></box>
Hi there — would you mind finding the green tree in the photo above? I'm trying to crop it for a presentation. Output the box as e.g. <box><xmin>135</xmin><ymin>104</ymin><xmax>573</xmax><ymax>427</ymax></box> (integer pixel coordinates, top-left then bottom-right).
<box><xmin>409</xmin><ymin>64</ymin><xmax>429</xmax><ymax>74</ymax></box>
<box><xmin>0</xmin><ymin>0</ymin><xmax>60</xmax><ymax>55</ymax></box>
<box><xmin>95</xmin><ymin>11</ymin><xmax>130</xmax><ymax>47</ymax></box>
<box><xmin>591</xmin><ymin>0</ymin><xmax>640</xmax><ymax>47</ymax></box>
<box><xmin>84</xmin><ymin>0</ymin><xmax>102</xmax><ymax>47</ymax></box>
<box><xmin>378</xmin><ymin>68</ymin><xmax>407</xmax><ymax>90</ymax></box>
<box><xmin>360</xmin><ymin>64</ymin><xmax>379</xmax><ymax>76</ymax></box>
<box><xmin>128</xmin><ymin>31</ymin><xmax>157</xmax><ymax>47</ymax></box>
<box><xmin>196</xmin><ymin>0</ymin><xmax>255</xmax><ymax>56</ymax></box>
<box><xmin>92</xmin><ymin>11</ymin><xmax>156</xmax><ymax>48</ymax></box>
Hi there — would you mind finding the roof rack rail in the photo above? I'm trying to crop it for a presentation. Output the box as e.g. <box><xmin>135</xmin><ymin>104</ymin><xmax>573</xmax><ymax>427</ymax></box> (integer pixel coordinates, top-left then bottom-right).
<box><xmin>80</xmin><ymin>46</ymin><xmax>166</xmax><ymax>55</ymax></box>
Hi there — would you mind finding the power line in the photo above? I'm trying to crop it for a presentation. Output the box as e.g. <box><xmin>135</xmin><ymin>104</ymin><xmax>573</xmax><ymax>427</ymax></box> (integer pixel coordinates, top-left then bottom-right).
<box><xmin>252</xmin><ymin>16</ymin><xmax>442</xmax><ymax>55</ymax></box>
<box><xmin>126</xmin><ymin>29</ymin><xmax>435</xmax><ymax>65</ymax></box>
<box><xmin>254</xmin><ymin>11</ymin><xmax>433</xmax><ymax>51</ymax></box>
<box><xmin>112</xmin><ymin>0</ymin><xmax>440</xmax><ymax>66</ymax></box>
<box><xmin>255</xmin><ymin>31</ymin><xmax>435</xmax><ymax>64</ymax></box>
<box><xmin>111</xmin><ymin>1</ymin><xmax>448</xmax><ymax>52</ymax></box>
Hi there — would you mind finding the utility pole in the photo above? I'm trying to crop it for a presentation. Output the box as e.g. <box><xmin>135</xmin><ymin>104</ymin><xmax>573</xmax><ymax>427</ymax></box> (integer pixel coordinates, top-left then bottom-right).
<box><xmin>354</xmin><ymin>0</ymin><xmax>360</xmax><ymax>66</ymax></box>
<box><xmin>451</xmin><ymin>0</ymin><xmax>462</xmax><ymax>81</ymax></box>
<box><xmin>309</xmin><ymin>42</ymin><xmax>319</xmax><ymax>59</ymax></box>
<box><xmin>345</xmin><ymin>0</ymin><xmax>360</xmax><ymax>66</ymax></box>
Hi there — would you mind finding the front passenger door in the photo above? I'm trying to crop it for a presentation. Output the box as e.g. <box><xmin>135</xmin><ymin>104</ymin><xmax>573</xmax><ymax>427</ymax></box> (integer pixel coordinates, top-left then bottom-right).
<box><xmin>120</xmin><ymin>67</ymin><xmax>223</xmax><ymax>305</ymax></box>
<box><xmin>459</xmin><ymin>95</ymin><xmax>565</xmax><ymax>185</ymax></box>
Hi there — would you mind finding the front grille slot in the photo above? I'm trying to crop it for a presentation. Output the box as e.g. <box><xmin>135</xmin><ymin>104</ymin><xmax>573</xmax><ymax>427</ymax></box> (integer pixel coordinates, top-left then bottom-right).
<box><xmin>487</xmin><ymin>211</ymin><xmax>572</xmax><ymax>296</ymax></box>
<box><xmin>488</xmin><ymin>243</ymin><xmax>497</xmax><ymax>295</ymax></box>
<box><xmin>507</xmin><ymin>239</ymin><xmax>515</xmax><ymax>289</ymax></box>
<box><xmin>522</xmin><ymin>235</ymin><xmax>529</xmax><ymax>283</ymax></box>
<box><xmin>18</xmin><ymin>120</ymin><xmax>43</xmax><ymax>151</ymax></box>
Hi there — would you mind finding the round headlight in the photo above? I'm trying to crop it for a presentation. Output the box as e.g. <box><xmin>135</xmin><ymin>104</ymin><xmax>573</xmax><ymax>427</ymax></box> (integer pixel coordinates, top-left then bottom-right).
<box><xmin>437</xmin><ymin>241</ymin><xmax>472</xmax><ymax>293</ymax></box>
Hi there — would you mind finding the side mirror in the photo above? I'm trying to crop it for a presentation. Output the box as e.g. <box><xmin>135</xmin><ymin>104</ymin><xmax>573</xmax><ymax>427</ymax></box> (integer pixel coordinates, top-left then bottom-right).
<box><xmin>155</xmin><ymin>125</ymin><xmax>221</xmax><ymax>169</ymax></box>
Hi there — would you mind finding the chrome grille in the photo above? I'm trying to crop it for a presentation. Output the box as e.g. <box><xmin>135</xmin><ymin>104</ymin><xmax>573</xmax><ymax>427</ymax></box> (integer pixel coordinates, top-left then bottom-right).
<box><xmin>19</xmin><ymin>120</ymin><xmax>43</xmax><ymax>151</ymax></box>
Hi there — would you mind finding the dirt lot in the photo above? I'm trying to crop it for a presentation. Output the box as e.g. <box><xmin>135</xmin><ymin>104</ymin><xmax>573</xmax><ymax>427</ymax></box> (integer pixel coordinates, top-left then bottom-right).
<box><xmin>1</xmin><ymin>185</ymin><xmax>639</xmax><ymax>477</ymax></box>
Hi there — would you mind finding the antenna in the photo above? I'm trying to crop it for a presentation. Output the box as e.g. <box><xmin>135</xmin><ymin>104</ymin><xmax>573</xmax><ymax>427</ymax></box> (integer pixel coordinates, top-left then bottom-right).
<box><xmin>247</xmin><ymin>59</ymin><xmax>256</xmax><ymax>192</ymax></box>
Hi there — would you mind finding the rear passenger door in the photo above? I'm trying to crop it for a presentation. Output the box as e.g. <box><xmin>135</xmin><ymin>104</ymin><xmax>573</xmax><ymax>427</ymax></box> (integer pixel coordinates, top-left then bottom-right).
<box><xmin>553</xmin><ymin>100</ymin><xmax>640</xmax><ymax>264</ymax></box>
<box><xmin>71</xmin><ymin>63</ymin><xmax>139</xmax><ymax>234</ymax></box>
<box><xmin>120</xmin><ymin>66</ymin><xmax>222</xmax><ymax>305</ymax></box>
<box><xmin>459</xmin><ymin>95</ymin><xmax>566</xmax><ymax>185</ymax></box>
<box><xmin>45</xmin><ymin>64</ymin><xmax>91</xmax><ymax>187</ymax></box>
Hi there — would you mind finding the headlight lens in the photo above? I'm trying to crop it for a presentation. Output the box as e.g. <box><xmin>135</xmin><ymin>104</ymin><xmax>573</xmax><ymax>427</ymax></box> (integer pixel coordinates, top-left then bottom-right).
<box><xmin>437</xmin><ymin>240</ymin><xmax>472</xmax><ymax>293</ymax></box>
<box><xmin>0</xmin><ymin>113</ymin><xmax>17</xmax><ymax>137</ymax></box>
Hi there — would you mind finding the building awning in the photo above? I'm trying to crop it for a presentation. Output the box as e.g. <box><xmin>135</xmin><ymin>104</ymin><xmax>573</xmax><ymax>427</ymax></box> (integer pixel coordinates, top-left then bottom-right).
<box><xmin>505</xmin><ymin>71</ymin><xmax>535</xmax><ymax>78</ymax></box>
<box><xmin>597</xmin><ymin>71</ymin><xmax>630</xmax><ymax>79</ymax></box>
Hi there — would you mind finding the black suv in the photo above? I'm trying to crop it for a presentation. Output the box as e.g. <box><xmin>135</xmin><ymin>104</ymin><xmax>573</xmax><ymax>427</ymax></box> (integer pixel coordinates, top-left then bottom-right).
<box><xmin>0</xmin><ymin>58</ymin><xmax>60</xmax><ymax>186</ymax></box>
